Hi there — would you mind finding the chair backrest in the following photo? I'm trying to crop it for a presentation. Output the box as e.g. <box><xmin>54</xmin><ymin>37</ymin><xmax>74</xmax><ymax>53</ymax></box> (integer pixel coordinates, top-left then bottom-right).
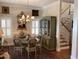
<box><xmin>14</xmin><ymin>39</ymin><xmax>21</xmax><ymax>46</ymax></box>
<box><xmin>28</xmin><ymin>38</ymin><xmax>37</xmax><ymax>48</ymax></box>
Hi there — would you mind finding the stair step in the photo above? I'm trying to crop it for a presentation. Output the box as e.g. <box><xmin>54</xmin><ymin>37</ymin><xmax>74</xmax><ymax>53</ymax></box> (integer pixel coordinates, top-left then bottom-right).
<box><xmin>60</xmin><ymin>39</ymin><xmax>66</xmax><ymax>42</ymax></box>
<box><xmin>60</xmin><ymin>44</ymin><xmax>69</xmax><ymax>47</ymax></box>
<box><xmin>60</xmin><ymin>39</ymin><xmax>65</xmax><ymax>41</ymax></box>
<box><xmin>60</xmin><ymin>34</ymin><xmax>64</xmax><ymax>36</ymax></box>
<box><xmin>60</xmin><ymin>43</ymin><xmax>67</xmax><ymax>45</ymax></box>
<box><xmin>60</xmin><ymin>46</ymin><xmax>69</xmax><ymax>50</ymax></box>
<box><xmin>60</xmin><ymin>34</ymin><xmax>63</xmax><ymax>36</ymax></box>
<box><xmin>60</xmin><ymin>37</ymin><xmax>65</xmax><ymax>39</ymax></box>
<box><xmin>60</xmin><ymin>40</ymin><xmax>66</xmax><ymax>43</ymax></box>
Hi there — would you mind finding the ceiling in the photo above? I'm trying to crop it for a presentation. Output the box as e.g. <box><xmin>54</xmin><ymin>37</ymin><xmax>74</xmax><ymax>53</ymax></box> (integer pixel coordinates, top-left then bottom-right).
<box><xmin>0</xmin><ymin>0</ymin><xmax>74</xmax><ymax>8</ymax></box>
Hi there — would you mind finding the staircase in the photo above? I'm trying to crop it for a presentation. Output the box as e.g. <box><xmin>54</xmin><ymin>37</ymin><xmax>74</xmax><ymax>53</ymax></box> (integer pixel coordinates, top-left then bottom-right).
<box><xmin>60</xmin><ymin>18</ymin><xmax>71</xmax><ymax>49</ymax></box>
<box><xmin>60</xmin><ymin>2</ymin><xmax>73</xmax><ymax>50</ymax></box>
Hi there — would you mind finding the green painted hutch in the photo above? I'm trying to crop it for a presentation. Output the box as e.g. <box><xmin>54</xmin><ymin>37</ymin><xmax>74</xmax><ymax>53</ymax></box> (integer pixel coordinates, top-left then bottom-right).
<box><xmin>39</xmin><ymin>16</ymin><xmax>57</xmax><ymax>50</ymax></box>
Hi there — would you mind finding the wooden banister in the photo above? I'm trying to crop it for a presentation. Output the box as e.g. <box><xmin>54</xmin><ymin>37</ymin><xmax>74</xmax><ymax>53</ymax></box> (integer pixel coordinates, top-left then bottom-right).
<box><xmin>61</xmin><ymin>5</ymin><xmax>71</xmax><ymax>15</ymax></box>
<box><xmin>61</xmin><ymin>21</ymin><xmax>72</xmax><ymax>54</ymax></box>
<box><xmin>61</xmin><ymin>21</ymin><xmax>71</xmax><ymax>32</ymax></box>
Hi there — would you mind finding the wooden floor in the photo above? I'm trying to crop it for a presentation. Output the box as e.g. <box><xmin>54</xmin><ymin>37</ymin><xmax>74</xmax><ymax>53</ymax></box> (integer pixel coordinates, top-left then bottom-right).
<box><xmin>49</xmin><ymin>49</ymin><xmax>70</xmax><ymax>59</ymax></box>
<box><xmin>3</xmin><ymin>47</ymin><xmax>71</xmax><ymax>59</ymax></box>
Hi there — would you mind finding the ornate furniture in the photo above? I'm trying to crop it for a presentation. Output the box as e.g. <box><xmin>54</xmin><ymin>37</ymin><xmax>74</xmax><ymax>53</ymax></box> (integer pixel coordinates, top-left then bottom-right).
<box><xmin>26</xmin><ymin>38</ymin><xmax>37</xmax><ymax>59</ymax></box>
<box><xmin>13</xmin><ymin>39</ymin><xmax>23</xmax><ymax>55</ymax></box>
<box><xmin>40</xmin><ymin>16</ymin><xmax>57</xmax><ymax>50</ymax></box>
<box><xmin>36</xmin><ymin>37</ymin><xmax>42</xmax><ymax>53</ymax></box>
<box><xmin>13</xmin><ymin>29</ymin><xmax>28</xmax><ymax>55</ymax></box>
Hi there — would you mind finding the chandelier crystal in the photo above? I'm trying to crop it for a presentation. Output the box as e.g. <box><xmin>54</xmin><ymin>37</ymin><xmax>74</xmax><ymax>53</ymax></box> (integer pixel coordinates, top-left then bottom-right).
<box><xmin>17</xmin><ymin>11</ymin><xmax>34</xmax><ymax>23</ymax></box>
<box><xmin>17</xmin><ymin>0</ymin><xmax>34</xmax><ymax>23</ymax></box>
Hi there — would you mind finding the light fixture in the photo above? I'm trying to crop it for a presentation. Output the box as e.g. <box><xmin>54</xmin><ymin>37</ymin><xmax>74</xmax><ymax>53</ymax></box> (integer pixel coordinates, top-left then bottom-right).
<box><xmin>17</xmin><ymin>0</ymin><xmax>34</xmax><ymax>23</ymax></box>
<box><xmin>0</xmin><ymin>29</ymin><xmax>4</xmax><ymax>37</ymax></box>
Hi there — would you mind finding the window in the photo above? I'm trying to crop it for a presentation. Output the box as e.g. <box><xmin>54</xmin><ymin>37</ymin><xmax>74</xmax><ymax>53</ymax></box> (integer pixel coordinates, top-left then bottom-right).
<box><xmin>1</xmin><ymin>19</ymin><xmax>11</xmax><ymax>37</ymax></box>
<box><xmin>32</xmin><ymin>21</ymin><xmax>39</xmax><ymax>35</ymax></box>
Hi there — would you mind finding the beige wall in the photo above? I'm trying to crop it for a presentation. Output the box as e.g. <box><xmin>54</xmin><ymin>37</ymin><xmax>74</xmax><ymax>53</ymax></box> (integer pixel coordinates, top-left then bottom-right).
<box><xmin>42</xmin><ymin>1</ymin><xmax>59</xmax><ymax>16</ymax></box>
<box><xmin>0</xmin><ymin>3</ymin><xmax>42</xmax><ymax>35</ymax></box>
<box><xmin>0</xmin><ymin>3</ymin><xmax>42</xmax><ymax>45</ymax></box>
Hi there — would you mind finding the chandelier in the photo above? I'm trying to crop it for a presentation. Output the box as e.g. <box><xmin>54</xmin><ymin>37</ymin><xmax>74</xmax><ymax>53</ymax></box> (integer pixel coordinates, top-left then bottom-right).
<box><xmin>17</xmin><ymin>0</ymin><xmax>34</xmax><ymax>23</ymax></box>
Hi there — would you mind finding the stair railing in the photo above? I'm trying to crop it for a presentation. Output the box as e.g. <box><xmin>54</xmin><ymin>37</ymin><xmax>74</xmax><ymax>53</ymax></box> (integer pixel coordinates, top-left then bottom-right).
<box><xmin>61</xmin><ymin>21</ymin><xmax>71</xmax><ymax>33</ymax></box>
<box><xmin>61</xmin><ymin>5</ymin><xmax>71</xmax><ymax>15</ymax></box>
<box><xmin>60</xmin><ymin>4</ymin><xmax>72</xmax><ymax>52</ymax></box>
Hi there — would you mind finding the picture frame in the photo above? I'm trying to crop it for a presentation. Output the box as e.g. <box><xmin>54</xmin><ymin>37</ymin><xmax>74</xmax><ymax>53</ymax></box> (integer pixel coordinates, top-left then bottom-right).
<box><xmin>2</xmin><ymin>6</ymin><xmax>9</xmax><ymax>14</ymax></box>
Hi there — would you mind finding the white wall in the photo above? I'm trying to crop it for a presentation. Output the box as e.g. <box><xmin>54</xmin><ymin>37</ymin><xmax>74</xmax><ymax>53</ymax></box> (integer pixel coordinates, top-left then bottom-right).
<box><xmin>42</xmin><ymin>1</ymin><xmax>59</xmax><ymax>16</ymax></box>
<box><xmin>0</xmin><ymin>3</ymin><xmax>42</xmax><ymax>33</ymax></box>
<box><xmin>71</xmin><ymin>0</ymin><xmax>78</xmax><ymax>58</ymax></box>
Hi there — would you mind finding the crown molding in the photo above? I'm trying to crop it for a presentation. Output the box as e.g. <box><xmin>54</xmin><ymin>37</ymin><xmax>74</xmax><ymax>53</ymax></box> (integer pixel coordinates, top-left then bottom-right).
<box><xmin>0</xmin><ymin>2</ymin><xmax>42</xmax><ymax>10</ymax></box>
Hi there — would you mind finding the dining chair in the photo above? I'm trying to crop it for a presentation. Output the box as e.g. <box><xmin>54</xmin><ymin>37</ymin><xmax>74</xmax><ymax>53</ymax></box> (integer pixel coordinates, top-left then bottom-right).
<box><xmin>26</xmin><ymin>38</ymin><xmax>37</xmax><ymax>59</ymax></box>
<box><xmin>36</xmin><ymin>37</ymin><xmax>42</xmax><ymax>54</ymax></box>
<box><xmin>13</xmin><ymin>39</ymin><xmax>23</xmax><ymax>56</ymax></box>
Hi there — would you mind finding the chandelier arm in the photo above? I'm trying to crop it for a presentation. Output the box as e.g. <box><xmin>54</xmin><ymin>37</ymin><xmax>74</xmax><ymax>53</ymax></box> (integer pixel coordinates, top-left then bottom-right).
<box><xmin>17</xmin><ymin>0</ymin><xmax>34</xmax><ymax>23</ymax></box>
